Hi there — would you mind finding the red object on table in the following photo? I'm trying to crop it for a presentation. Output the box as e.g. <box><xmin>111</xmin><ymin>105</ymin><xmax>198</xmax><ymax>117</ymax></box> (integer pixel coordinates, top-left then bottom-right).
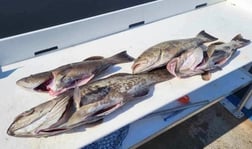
<box><xmin>177</xmin><ymin>95</ymin><xmax>190</xmax><ymax>104</ymax></box>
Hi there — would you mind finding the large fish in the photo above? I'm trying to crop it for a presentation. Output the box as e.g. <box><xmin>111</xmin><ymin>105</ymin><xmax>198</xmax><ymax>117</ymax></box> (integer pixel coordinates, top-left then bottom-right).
<box><xmin>8</xmin><ymin>69</ymin><xmax>173</xmax><ymax>137</ymax></box>
<box><xmin>132</xmin><ymin>30</ymin><xmax>218</xmax><ymax>74</ymax></box>
<box><xmin>16</xmin><ymin>51</ymin><xmax>134</xmax><ymax>96</ymax></box>
<box><xmin>166</xmin><ymin>34</ymin><xmax>251</xmax><ymax>80</ymax></box>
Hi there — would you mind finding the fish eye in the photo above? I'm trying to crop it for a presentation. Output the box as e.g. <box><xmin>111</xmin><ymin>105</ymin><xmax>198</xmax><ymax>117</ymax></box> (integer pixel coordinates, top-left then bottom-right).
<box><xmin>62</xmin><ymin>76</ymin><xmax>75</xmax><ymax>86</ymax></box>
<box><xmin>61</xmin><ymin>76</ymin><xmax>70</xmax><ymax>83</ymax></box>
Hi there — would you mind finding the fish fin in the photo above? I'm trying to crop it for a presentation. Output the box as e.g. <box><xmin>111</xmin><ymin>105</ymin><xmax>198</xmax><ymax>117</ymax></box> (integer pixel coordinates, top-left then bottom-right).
<box><xmin>206</xmin><ymin>41</ymin><xmax>225</xmax><ymax>57</ymax></box>
<box><xmin>85</xmin><ymin>117</ymin><xmax>104</xmax><ymax>126</ymax></box>
<box><xmin>66</xmin><ymin>115</ymin><xmax>104</xmax><ymax>129</ymax></box>
<box><xmin>94</xmin><ymin>103</ymin><xmax>121</xmax><ymax>117</ymax></box>
<box><xmin>107</xmin><ymin>51</ymin><xmax>134</xmax><ymax>64</ymax></box>
<box><xmin>75</xmin><ymin>74</ymin><xmax>95</xmax><ymax>87</ymax></box>
<box><xmin>231</xmin><ymin>34</ymin><xmax>251</xmax><ymax>47</ymax></box>
<box><xmin>201</xmin><ymin>72</ymin><xmax>212</xmax><ymax>81</ymax></box>
<box><xmin>133</xmin><ymin>88</ymin><xmax>150</xmax><ymax>98</ymax></box>
<box><xmin>196</xmin><ymin>30</ymin><xmax>218</xmax><ymax>42</ymax></box>
<box><xmin>207</xmin><ymin>44</ymin><xmax>216</xmax><ymax>58</ymax></box>
<box><xmin>85</xmin><ymin>116</ymin><xmax>104</xmax><ymax>124</ymax></box>
<box><xmin>73</xmin><ymin>86</ymin><xmax>81</xmax><ymax>110</ymax></box>
<box><xmin>83</xmin><ymin>56</ymin><xmax>104</xmax><ymax>61</ymax></box>
<box><xmin>213</xmin><ymin>66</ymin><xmax>222</xmax><ymax>71</ymax></box>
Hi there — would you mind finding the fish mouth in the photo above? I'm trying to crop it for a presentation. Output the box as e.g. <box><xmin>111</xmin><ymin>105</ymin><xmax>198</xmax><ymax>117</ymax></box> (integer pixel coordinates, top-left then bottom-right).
<box><xmin>132</xmin><ymin>61</ymin><xmax>155</xmax><ymax>74</ymax></box>
<box><xmin>166</xmin><ymin>58</ymin><xmax>178</xmax><ymax>77</ymax></box>
<box><xmin>7</xmin><ymin>126</ymin><xmax>16</xmax><ymax>136</ymax></box>
<box><xmin>132</xmin><ymin>63</ymin><xmax>142</xmax><ymax>74</ymax></box>
<box><xmin>33</xmin><ymin>79</ymin><xmax>53</xmax><ymax>92</ymax></box>
<box><xmin>132</xmin><ymin>49</ymin><xmax>164</xmax><ymax>74</ymax></box>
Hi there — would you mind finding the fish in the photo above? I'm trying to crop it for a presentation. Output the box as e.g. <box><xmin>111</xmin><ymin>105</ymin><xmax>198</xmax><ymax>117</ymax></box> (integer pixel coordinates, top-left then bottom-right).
<box><xmin>166</xmin><ymin>45</ymin><xmax>206</xmax><ymax>78</ymax></box>
<box><xmin>166</xmin><ymin>34</ymin><xmax>251</xmax><ymax>80</ymax></box>
<box><xmin>16</xmin><ymin>51</ymin><xmax>134</xmax><ymax>96</ymax></box>
<box><xmin>131</xmin><ymin>30</ymin><xmax>218</xmax><ymax>74</ymax></box>
<box><xmin>7</xmin><ymin>94</ymin><xmax>74</xmax><ymax>137</ymax></box>
<box><xmin>7</xmin><ymin>69</ymin><xmax>173</xmax><ymax>137</ymax></box>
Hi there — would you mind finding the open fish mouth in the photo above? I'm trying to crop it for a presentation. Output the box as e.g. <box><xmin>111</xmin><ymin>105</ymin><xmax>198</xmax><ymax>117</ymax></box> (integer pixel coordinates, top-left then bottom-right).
<box><xmin>166</xmin><ymin>58</ymin><xmax>178</xmax><ymax>77</ymax></box>
<box><xmin>132</xmin><ymin>50</ymin><xmax>163</xmax><ymax>74</ymax></box>
<box><xmin>17</xmin><ymin>74</ymin><xmax>94</xmax><ymax>96</ymax></box>
<box><xmin>33</xmin><ymin>78</ymin><xmax>53</xmax><ymax>92</ymax></box>
<box><xmin>131</xmin><ymin>61</ymin><xmax>151</xmax><ymax>74</ymax></box>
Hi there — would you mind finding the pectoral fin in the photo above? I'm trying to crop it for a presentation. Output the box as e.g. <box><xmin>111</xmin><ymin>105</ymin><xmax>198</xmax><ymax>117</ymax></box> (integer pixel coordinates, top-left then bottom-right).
<box><xmin>133</xmin><ymin>88</ymin><xmax>150</xmax><ymax>98</ymax></box>
<box><xmin>201</xmin><ymin>71</ymin><xmax>212</xmax><ymax>81</ymax></box>
<box><xmin>73</xmin><ymin>86</ymin><xmax>81</xmax><ymax>110</ymax></box>
<box><xmin>207</xmin><ymin>42</ymin><xmax>225</xmax><ymax>57</ymax></box>
<box><xmin>85</xmin><ymin>116</ymin><xmax>104</xmax><ymax>125</ymax></box>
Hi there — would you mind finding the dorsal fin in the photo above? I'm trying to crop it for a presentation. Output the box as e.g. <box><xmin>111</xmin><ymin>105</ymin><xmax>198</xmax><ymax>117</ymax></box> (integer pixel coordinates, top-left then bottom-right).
<box><xmin>83</xmin><ymin>56</ymin><xmax>104</xmax><ymax>61</ymax></box>
<box><xmin>207</xmin><ymin>42</ymin><xmax>225</xmax><ymax>57</ymax></box>
<box><xmin>196</xmin><ymin>30</ymin><xmax>218</xmax><ymax>42</ymax></box>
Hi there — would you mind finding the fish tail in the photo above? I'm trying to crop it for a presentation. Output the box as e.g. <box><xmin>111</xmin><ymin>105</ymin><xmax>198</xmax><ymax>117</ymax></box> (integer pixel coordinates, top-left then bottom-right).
<box><xmin>148</xmin><ymin>68</ymin><xmax>174</xmax><ymax>83</ymax></box>
<box><xmin>232</xmin><ymin>34</ymin><xmax>251</xmax><ymax>48</ymax></box>
<box><xmin>107</xmin><ymin>51</ymin><xmax>135</xmax><ymax>64</ymax></box>
<box><xmin>196</xmin><ymin>30</ymin><xmax>218</xmax><ymax>43</ymax></box>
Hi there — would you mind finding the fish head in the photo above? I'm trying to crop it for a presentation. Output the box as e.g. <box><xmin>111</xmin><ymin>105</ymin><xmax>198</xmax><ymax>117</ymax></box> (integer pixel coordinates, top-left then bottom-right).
<box><xmin>16</xmin><ymin>72</ymin><xmax>53</xmax><ymax>92</ymax></box>
<box><xmin>47</xmin><ymin>70</ymin><xmax>94</xmax><ymax>96</ymax></box>
<box><xmin>7</xmin><ymin>95</ymin><xmax>71</xmax><ymax>137</ymax></box>
<box><xmin>47</xmin><ymin>71</ymin><xmax>73</xmax><ymax>94</ymax></box>
<box><xmin>16</xmin><ymin>77</ymin><xmax>44</xmax><ymax>90</ymax></box>
<box><xmin>7</xmin><ymin>103</ymin><xmax>54</xmax><ymax>137</ymax></box>
<box><xmin>132</xmin><ymin>48</ymin><xmax>163</xmax><ymax>74</ymax></box>
<box><xmin>47</xmin><ymin>69</ymin><xmax>81</xmax><ymax>95</ymax></box>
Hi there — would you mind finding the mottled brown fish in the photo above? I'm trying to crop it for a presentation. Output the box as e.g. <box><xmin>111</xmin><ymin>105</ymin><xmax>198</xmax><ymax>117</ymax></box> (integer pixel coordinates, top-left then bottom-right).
<box><xmin>8</xmin><ymin>69</ymin><xmax>173</xmax><ymax>137</ymax></box>
<box><xmin>16</xmin><ymin>51</ymin><xmax>134</xmax><ymax>96</ymax></box>
<box><xmin>166</xmin><ymin>34</ymin><xmax>250</xmax><ymax>80</ymax></box>
<box><xmin>132</xmin><ymin>30</ymin><xmax>218</xmax><ymax>74</ymax></box>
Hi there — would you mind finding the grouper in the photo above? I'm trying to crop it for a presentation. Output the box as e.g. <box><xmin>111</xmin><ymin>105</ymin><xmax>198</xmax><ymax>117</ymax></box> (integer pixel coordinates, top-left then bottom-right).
<box><xmin>16</xmin><ymin>51</ymin><xmax>134</xmax><ymax>96</ymax></box>
<box><xmin>132</xmin><ymin>30</ymin><xmax>218</xmax><ymax>74</ymax></box>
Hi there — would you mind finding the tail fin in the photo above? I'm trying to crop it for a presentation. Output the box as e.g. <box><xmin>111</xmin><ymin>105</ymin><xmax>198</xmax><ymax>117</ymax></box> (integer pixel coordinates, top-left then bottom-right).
<box><xmin>232</xmin><ymin>34</ymin><xmax>251</xmax><ymax>48</ymax></box>
<box><xmin>196</xmin><ymin>30</ymin><xmax>218</xmax><ymax>43</ymax></box>
<box><xmin>107</xmin><ymin>51</ymin><xmax>134</xmax><ymax>64</ymax></box>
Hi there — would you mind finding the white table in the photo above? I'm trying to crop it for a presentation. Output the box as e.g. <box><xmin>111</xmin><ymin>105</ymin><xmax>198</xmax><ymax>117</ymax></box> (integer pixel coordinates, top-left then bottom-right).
<box><xmin>1</xmin><ymin>0</ymin><xmax>252</xmax><ymax>148</ymax></box>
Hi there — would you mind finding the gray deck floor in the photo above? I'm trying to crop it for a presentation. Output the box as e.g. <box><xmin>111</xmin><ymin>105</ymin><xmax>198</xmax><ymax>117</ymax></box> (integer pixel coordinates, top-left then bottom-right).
<box><xmin>138</xmin><ymin>103</ymin><xmax>252</xmax><ymax>149</ymax></box>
